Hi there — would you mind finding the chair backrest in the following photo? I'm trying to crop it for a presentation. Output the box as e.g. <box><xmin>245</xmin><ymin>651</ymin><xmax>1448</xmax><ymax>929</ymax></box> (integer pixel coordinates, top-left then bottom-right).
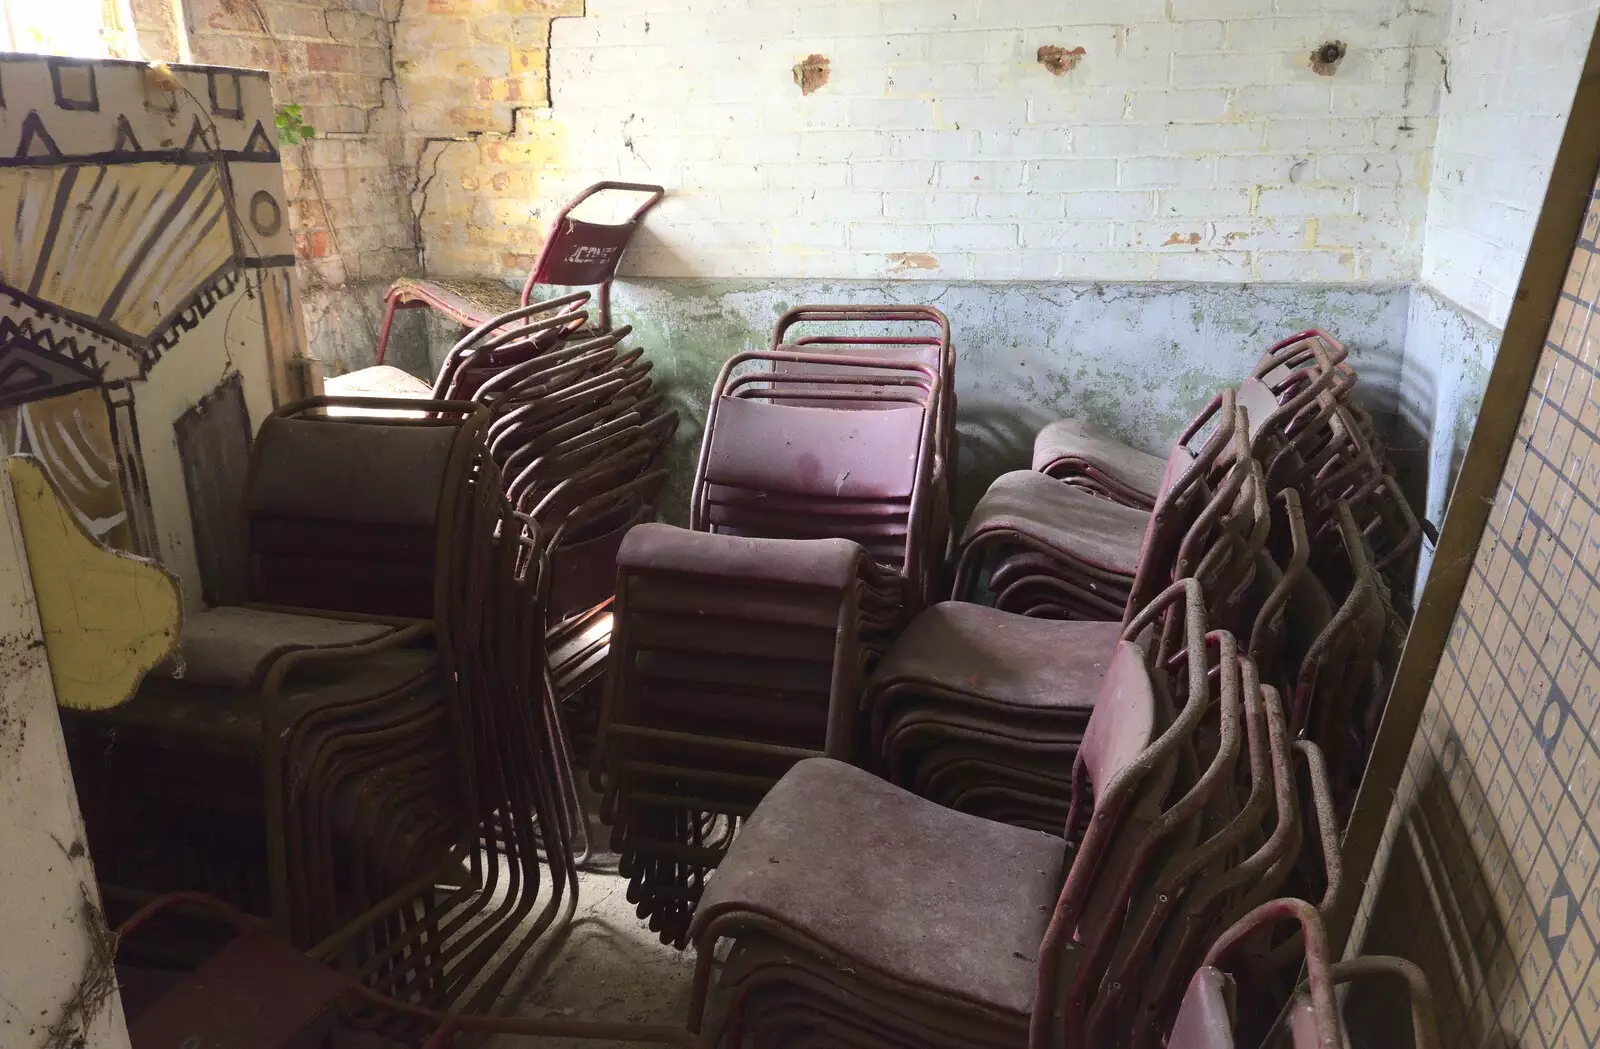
<box><xmin>244</xmin><ymin>398</ymin><xmax>486</xmax><ymax>618</ymax></box>
<box><xmin>1202</xmin><ymin>899</ymin><xmax>1341</xmax><ymax>1049</ymax></box>
<box><xmin>1029</xmin><ymin>579</ymin><xmax>1212</xmax><ymax>1046</ymax></box>
<box><xmin>431</xmin><ymin>293</ymin><xmax>590</xmax><ymax>399</ymax></box>
<box><xmin>703</xmin><ymin>397</ymin><xmax>925</xmax><ymax>501</ymax></box>
<box><xmin>1168</xmin><ymin>968</ymin><xmax>1236</xmax><ymax>1049</ymax></box>
<box><xmin>525</xmin><ymin>182</ymin><xmax>666</xmax><ymax>290</ymax></box>
<box><xmin>1122</xmin><ymin>395</ymin><xmax>1245</xmax><ymax>628</ymax></box>
<box><xmin>521</xmin><ymin>182</ymin><xmax>665</xmax><ymax>329</ymax></box>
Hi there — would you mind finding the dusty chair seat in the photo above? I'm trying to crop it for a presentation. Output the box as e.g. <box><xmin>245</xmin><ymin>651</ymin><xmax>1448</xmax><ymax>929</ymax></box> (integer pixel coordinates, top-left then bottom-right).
<box><xmin>388</xmin><ymin>276</ymin><xmax>524</xmax><ymax>324</ymax></box>
<box><xmin>1032</xmin><ymin>418</ymin><xmax>1169</xmax><ymax>508</ymax></box>
<box><xmin>696</xmin><ymin>757</ymin><xmax>1061</xmax><ymax>1017</ymax></box>
<box><xmin>176</xmin><ymin>607</ymin><xmax>396</xmax><ymax>690</ymax></box>
<box><xmin>964</xmin><ymin>471</ymin><xmax>1150</xmax><ymax>572</ymax></box>
<box><xmin>873</xmin><ymin>601</ymin><xmax>1122</xmax><ymax>710</ymax></box>
<box><xmin>112</xmin><ymin>648</ymin><xmax>439</xmax><ymax>745</ymax></box>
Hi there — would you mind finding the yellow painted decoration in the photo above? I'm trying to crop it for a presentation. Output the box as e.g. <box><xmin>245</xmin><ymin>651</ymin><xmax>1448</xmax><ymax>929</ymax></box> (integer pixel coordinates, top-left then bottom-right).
<box><xmin>7</xmin><ymin>456</ymin><xmax>181</xmax><ymax>709</ymax></box>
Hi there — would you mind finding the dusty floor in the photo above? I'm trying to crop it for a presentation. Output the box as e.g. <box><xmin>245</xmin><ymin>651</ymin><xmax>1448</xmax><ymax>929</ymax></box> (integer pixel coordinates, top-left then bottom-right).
<box><xmin>486</xmin><ymin>799</ymin><xmax>698</xmax><ymax>1048</ymax></box>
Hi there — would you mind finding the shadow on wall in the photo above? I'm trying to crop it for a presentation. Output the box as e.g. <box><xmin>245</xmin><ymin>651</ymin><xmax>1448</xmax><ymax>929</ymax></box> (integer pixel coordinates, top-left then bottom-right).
<box><xmin>1393</xmin><ymin>288</ymin><xmax>1504</xmax><ymax>587</ymax></box>
<box><xmin>1353</xmin><ymin>727</ymin><xmax>1517</xmax><ymax>1049</ymax></box>
<box><xmin>408</xmin><ymin>277</ymin><xmax>1415</xmax><ymax>528</ymax></box>
<box><xmin>609</xmin><ymin>278</ymin><xmax>1413</xmax><ymax>526</ymax></box>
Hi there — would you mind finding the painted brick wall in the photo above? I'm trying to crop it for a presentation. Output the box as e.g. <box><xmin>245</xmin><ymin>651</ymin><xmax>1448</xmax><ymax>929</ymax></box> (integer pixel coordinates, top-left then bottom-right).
<box><xmin>397</xmin><ymin>0</ymin><xmax>1447</xmax><ymax>284</ymax></box>
<box><xmin>1420</xmin><ymin>0</ymin><xmax>1600</xmax><ymax>327</ymax></box>
<box><xmin>180</xmin><ymin>0</ymin><xmax>423</xmax><ymax>370</ymax></box>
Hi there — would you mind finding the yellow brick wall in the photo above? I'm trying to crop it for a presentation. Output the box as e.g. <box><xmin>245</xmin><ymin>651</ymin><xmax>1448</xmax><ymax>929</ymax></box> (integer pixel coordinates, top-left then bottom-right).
<box><xmin>393</xmin><ymin>0</ymin><xmax>581</xmax><ymax>279</ymax></box>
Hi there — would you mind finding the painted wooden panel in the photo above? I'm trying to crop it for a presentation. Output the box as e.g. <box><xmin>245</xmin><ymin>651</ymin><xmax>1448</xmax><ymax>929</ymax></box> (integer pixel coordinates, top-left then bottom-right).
<box><xmin>174</xmin><ymin>372</ymin><xmax>251</xmax><ymax>607</ymax></box>
<box><xmin>0</xmin><ymin>52</ymin><xmax>307</xmax><ymax>607</ymax></box>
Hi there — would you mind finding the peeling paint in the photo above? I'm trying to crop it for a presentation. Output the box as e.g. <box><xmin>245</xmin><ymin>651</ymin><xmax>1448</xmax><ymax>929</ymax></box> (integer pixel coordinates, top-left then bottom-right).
<box><xmin>1037</xmin><ymin>45</ymin><xmax>1086</xmax><ymax>76</ymax></box>
<box><xmin>793</xmin><ymin>54</ymin><xmax>830</xmax><ymax>95</ymax></box>
<box><xmin>886</xmin><ymin>252</ymin><xmax>940</xmax><ymax>271</ymax></box>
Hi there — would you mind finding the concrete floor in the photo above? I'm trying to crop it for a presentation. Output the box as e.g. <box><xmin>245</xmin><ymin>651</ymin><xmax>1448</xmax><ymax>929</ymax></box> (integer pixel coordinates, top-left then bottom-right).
<box><xmin>487</xmin><ymin>804</ymin><xmax>699</xmax><ymax>1049</ymax></box>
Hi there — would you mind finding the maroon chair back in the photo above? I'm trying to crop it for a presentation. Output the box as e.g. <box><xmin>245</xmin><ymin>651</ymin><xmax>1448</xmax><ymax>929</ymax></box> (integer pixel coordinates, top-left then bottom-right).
<box><xmin>244</xmin><ymin>399</ymin><xmax>483</xmax><ymax>618</ymax></box>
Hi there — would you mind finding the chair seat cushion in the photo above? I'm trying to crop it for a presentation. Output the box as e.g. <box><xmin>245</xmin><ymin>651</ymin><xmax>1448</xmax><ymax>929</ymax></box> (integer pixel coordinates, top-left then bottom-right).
<box><xmin>961</xmin><ymin>471</ymin><xmax>1149</xmax><ymax>576</ymax></box>
<box><xmin>100</xmin><ymin>648</ymin><xmax>437</xmax><ymax>746</ymax></box>
<box><xmin>694</xmin><ymin>757</ymin><xmax>1064</xmax><ymax>1017</ymax></box>
<box><xmin>870</xmin><ymin>602</ymin><xmax>1118</xmax><ymax>712</ymax></box>
<box><xmin>389</xmin><ymin>277</ymin><xmax>523</xmax><ymax>323</ymax></box>
<box><xmin>178</xmin><ymin>607</ymin><xmax>395</xmax><ymax>689</ymax></box>
<box><xmin>1032</xmin><ymin>418</ymin><xmax>1167</xmax><ymax>499</ymax></box>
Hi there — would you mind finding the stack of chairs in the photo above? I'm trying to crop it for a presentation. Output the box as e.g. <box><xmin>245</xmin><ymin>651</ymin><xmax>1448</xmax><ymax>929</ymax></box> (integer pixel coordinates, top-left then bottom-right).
<box><xmin>65</xmin><ymin>399</ymin><xmax>577</xmax><ymax>1013</ymax></box>
<box><xmin>768</xmin><ymin>304</ymin><xmax>958</xmax><ymax>573</ymax></box>
<box><xmin>590</xmin><ymin>305</ymin><xmax>953</xmax><ymax>946</ymax></box>
<box><xmin>682</xmin><ymin>576</ymin><xmax>1375</xmax><ymax>1047</ymax></box>
<box><xmin>1031</xmin><ymin>329</ymin><xmax>1419</xmax><ymax>606</ymax></box>
<box><xmin>593</xmin><ymin>524</ymin><xmax>878</xmax><ymax>947</ymax></box>
<box><xmin>862</xmin><ymin>423</ymin><xmax>1284</xmax><ymax>830</ymax></box>
<box><xmin>875</xmin><ymin>328</ymin><xmax>1413</xmax><ymax>836</ymax></box>
<box><xmin>957</xmin><ymin>335</ymin><xmax>1346</xmax><ymax>620</ymax></box>
<box><xmin>335</xmin><ymin>290</ymin><xmax>678</xmax><ymax>716</ymax></box>
<box><xmin>430</xmin><ymin>293</ymin><xmax>679</xmax><ymax>713</ymax></box>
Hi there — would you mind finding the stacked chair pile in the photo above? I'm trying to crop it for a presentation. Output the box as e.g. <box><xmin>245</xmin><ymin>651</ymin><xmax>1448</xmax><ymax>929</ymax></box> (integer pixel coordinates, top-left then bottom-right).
<box><xmin>658</xmin><ymin>322</ymin><xmax>1435</xmax><ymax>1045</ymax></box>
<box><xmin>333</xmin><ymin>291</ymin><xmax>679</xmax><ymax>732</ymax></box>
<box><xmin>682</xmin><ymin>577</ymin><xmax>1427</xmax><ymax>1047</ymax></box>
<box><xmin>867</xmin><ymin>328</ymin><xmax>1415</xmax><ymax>835</ymax></box>
<box><xmin>591</xmin><ymin>306</ymin><xmax>954</xmax><ymax>946</ymax></box>
<box><xmin>1026</xmin><ymin>330</ymin><xmax>1420</xmax><ymax>607</ymax></box>
<box><xmin>65</xmin><ymin>399</ymin><xmax>580</xmax><ymax>1013</ymax></box>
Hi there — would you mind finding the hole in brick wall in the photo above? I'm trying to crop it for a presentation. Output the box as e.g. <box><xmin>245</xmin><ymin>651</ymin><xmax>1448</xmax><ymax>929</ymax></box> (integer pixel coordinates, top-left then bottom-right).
<box><xmin>793</xmin><ymin>54</ymin><xmax>830</xmax><ymax>95</ymax></box>
<box><xmin>1311</xmin><ymin>40</ymin><xmax>1347</xmax><ymax>76</ymax></box>
<box><xmin>1037</xmin><ymin>45</ymin><xmax>1086</xmax><ymax>76</ymax></box>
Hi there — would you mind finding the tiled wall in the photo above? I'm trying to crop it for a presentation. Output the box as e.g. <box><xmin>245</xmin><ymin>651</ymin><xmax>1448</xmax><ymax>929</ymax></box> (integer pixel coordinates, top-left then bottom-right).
<box><xmin>1358</xmin><ymin>167</ymin><xmax>1600</xmax><ymax>1049</ymax></box>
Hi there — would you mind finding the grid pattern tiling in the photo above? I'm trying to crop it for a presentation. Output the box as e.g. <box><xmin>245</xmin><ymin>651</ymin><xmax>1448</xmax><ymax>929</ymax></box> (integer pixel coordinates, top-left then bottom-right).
<box><xmin>1356</xmin><ymin>168</ymin><xmax>1600</xmax><ymax>1049</ymax></box>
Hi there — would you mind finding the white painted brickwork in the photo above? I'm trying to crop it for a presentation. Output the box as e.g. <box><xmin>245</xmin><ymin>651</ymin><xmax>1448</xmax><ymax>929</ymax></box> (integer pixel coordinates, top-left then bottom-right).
<box><xmin>1419</xmin><ymin>0</ymin><xmax>1600</xmax><ymax>327</ymax></box>
<box><xmin>416</xmin><ymin>0</ymin><xmax>1449</xmax><ymax>282</ymax></box>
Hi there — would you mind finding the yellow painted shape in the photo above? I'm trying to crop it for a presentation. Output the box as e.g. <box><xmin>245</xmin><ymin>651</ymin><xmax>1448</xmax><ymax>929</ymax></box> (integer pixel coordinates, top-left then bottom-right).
<box><xmin>7</xmin><ymin>456</ymin><xmax>181</xmax><ymax>710</ymax></box>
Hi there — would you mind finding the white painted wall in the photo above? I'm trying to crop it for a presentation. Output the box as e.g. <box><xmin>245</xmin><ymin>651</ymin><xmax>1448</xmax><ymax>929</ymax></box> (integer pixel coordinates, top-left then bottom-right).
<box><xmin>418</xmin><ymin>0</ymin><xmax>1449</xmax><ymax>283</ymax></box>
<box><xmin>1419</xmin><ymin>0</ymin><xmax>1600</xmax><ymax>326</ymax></box>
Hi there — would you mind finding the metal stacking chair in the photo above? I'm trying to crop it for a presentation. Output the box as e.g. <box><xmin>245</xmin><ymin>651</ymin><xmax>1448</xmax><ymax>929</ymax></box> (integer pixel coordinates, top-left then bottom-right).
<box><xmin>682</xmin><ymin>587</ymin><xmax>1247</xmax><ymax>1049</ymax></box>
<box><xmin>1125</xmin><ymin>726</ymin><xmax>1344</xmax><ymax>1049</ymax></box>
<box><xmin>592</xmin><ymin>523</ymin><xmax>879</xmax><ymax>947</ymax></box>
<box><xmin>1313</xmin><ymin>956</ymin><xmax>1443</xmax><ymax>1049</ymax></box>
<box><xmin>955</xmin><ymin>395</ymin><xmax>1262</xmax><ymax>621</ymax></box>
<box><xmin>375</xmin><ymin>181</ymin><xmax>665</xmax><ymax>364</ymax></box>
<box><xmin>690</xmin><ymin>345</ymin><xmax>944</xmax><ymax>622</ymax></box>
<box><xmin>861</xmin><ymin>569</ymin><xmax>1213</xmax><ymax>830</ymax></box>
<box><xmin>66</xmin><ymin>399</ymin><xmax>575</xmax><ymax>1011</ymax></box>
<box><xmin>1171</xmin><ymin>898</ymin><xmax>1441</xmax><ymax>1049</ymax></box>
<box><xmin>769</xmin><ymin>305</ymin><xmax>958</xmax><ymax>563</ymax></box>
<box><xmin>1032</xmin><ymin>331</ymin><xmax>1345</xmax><ymax>509</ymax></box>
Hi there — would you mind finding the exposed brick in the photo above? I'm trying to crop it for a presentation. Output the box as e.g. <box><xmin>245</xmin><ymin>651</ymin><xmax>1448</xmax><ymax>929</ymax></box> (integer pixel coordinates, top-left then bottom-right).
<box><xmin>305</xmin><ymin>42</ymin><xmax>357</xmax><ymax>71</ymax></box>
<box><xmin>295</xmin><ymin>230</ymin><xmax>332</xmax><ymax>257</ymax></box>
